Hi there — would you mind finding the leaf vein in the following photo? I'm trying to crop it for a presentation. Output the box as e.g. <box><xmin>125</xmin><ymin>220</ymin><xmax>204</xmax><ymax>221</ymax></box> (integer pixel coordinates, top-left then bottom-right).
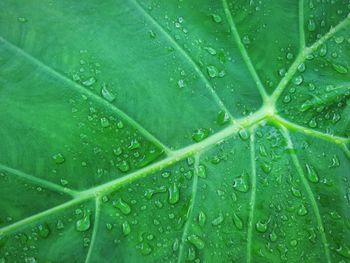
<box><xmin>222</xmin><ymin>0</ymin><xmax>269</xmax><ymax>103</ymax></box>
<box><xmin>0</xmin><ymin>36</ymin><xmax>172</xmax><ymax>155</ymax></box>
<box><xmin>131</xmin><ymin>0</ymin><xmax>234</xmax><ymax>120</ymax></box>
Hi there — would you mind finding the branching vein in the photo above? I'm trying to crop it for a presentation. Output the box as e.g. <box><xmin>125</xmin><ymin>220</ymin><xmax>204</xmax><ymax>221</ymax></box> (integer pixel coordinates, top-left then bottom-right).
<box><xmin>85</xmin><ymin>197</ymin><xmax>102</xmax><ymax>263</ymax></box>
<box><xmin>0</xmin><ymin>163</ymin><xmax>77</xmax><ymax>197</ymax></box>
<box><xmin>131</xmin><ymin>0</ymin><xmax>234</xmax><ymax>121</ymax></box>
<box><xmin>177</xmin><ymin>154</ymin><xmax>199</xmax><ymax>263</ymax></box>
<box><xmin>271</xmin><ymin>115</ymin><xmax>349</xmax><ymax>145</ymax></box>
<box><xmin>0</xmin><ymin>36</ymin><xmax>172</xmax><ymax>155</ymax></box>
<box><xmin>222</xmin><ymin>0</ymin><xmax>269</xmax><ymax>103</ymax></box>
<box><xmin>271</xmin><ymin>15</ymin><xmax>350</xmax><ymax>102</ymax></box>
<box><xmin>280</xmin><ymin>127</ymin><xmax>331</xmax><ymax>263</ymax></box>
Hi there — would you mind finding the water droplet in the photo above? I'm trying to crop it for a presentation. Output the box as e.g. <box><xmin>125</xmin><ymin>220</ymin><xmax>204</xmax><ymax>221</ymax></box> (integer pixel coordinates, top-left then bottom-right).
<box><xmin>207</xmin><ymin>65</ymin><xmax>218</xmax><ymax>78</ymax></box>
<box><xmin>297</xmin><ymin>204</ymin><xmax>308</xmax><ymax>216</ymax></box>
<box><xmin>177</xmin><ymin>79</ymin><xmax>185</xmax><ymax>89</ymax></box>
<box><xmin>283</xmin><ymin>94</ymin><xmax>291</xmax><ymax>103</ymax></box>
<box><xmin>168</xmin><ymin>182</ymin><xmax>180</xmax><ymax>204</ymax></box>
<box><xmin>297</xmin><ymin>63</ymin><xmax>306</xmax><ymax>72</ymax></box>
<box><xmin>211</xmin><ymin>14</ymin><xmax>222</xmax><ymax>23</ymax></box>
<box><xmin>192</xmin><ymin>128</ymin><xmax>209</xmax><ymax>142</ymax></box>
<box><xmin>76</xmin><ymin>209</ymin><xmax>91</xmax><ymax>232</ymax></box>
<box><xmin>261</xmin><ymin>162</ymin><xmax>272</xmax><ymax>174</ymax></box>
<box><xmin>204</xmin><ymin>47</ymin><xmax>217</xmax><ymax>55</ymax></box>
<box><xmin>336</xmin><ymin>244</ymin><xmax>350</xmax><ymax>258</ymax></box>
<box><xmin>211</xmin><ymin>213</ymin><xmax>224</xmax><ymax>226</ymax></box>
<box><xmin>232</xmin><ymin>213</ymin><xmax>243</xmax><ymax>230</ymax></box>
<box><xmin>139</xmin><ymin>241</ymin><xmax>153</xmax><ymax>255</ymax></box>
<box><xmin>255</xmin><ymin>220</ymin><xmax>268</xmax><ymax>233</ymax></box>
<box><xmin>217</xmin><ymin>111</ymin><xmax>230</xmax><ymax>125</ymax></box>
<box><xmin>270</xmin><ymin>229</ymin><xmax>277</xmax><ymax>242</ymax></box>
<box><xmin>17</xmin><ymin>17</ymin><xmax>27</xmax><ymax>23</ymax></box>
<box><xmin>187</xmin><ymin>234</ymin><xmax>205</xmax><ymax>249</ymax></box>
<box><xmin>233</xmin><ymin>171</ymin><xmax>249</xmax><ymax>193</ymax></box>
<box><xmin>291</xmin><ymin>187</ymin><xmax>302</xmax><ymax>198</ymax></box>
<box><xmin>52</xmin><ymin>153</ymin><xmax>65</xmax><ymax>164</ymax></box>
<box><xmin>37</xmin><ymin>224</ymin><xmax>50</xmax><ymax>238</ymax></box>
<box><xmin>330</xmin><ymin>155</ymin><xmax>340</xmax><ymax>168</ymax></box>
<box><xmin>148</xmin><ymin>30</ymin><xmax>156</xmax><ymax>38</ymax></box>
<box><xmin>198</xmin><ymin>211</ymin><xmax>206</xmax><ymax>227</ymax></box>
<box><xmin>82</xmin><ymin>77</ymin><xmax>96</xmax><ymax>87</ymax></box>
<box><xmin>101</xmin><ymin>83</ymin><xmax>116</xmax><ymax>102</ymax></box>
<box><xmin>305</xmin><ymin>164</ymin><xmax>319</xmax><ymax>183</ymax></box>
<box><xmin>116</xmin><ymin>160</ymin><xmax>130</xmax><ymax>172</ymax></box>
<box><xmin>332</xmin><ymin>64</ymin><xmax>348</xmax><ymax>74</ymax></box>
<box><xmin>308</xmin><ymin>118</ymin><xmax>317</xmax><ymax>128</ymax></box>
<box><xmin>114</xmin><ymin>198</ymin><xmax>131</xmax><ymax>215</ymax></box>
<box><xmin>293</xmin><ymin>75</ymin><xmax>303</xmax><ymax>85</ymax></box>
<box><xmin>122</xmin><ymin>221</ymin><xmax>131</xmax><ymax>236</ymax></box>
<box><xmin>307</xmin><ymin>19</ymin><xmax>316</xmax><ymax>31</ymax></box>
<box><xmin>100</xmin><ymin>117</ymin><xmax>110</xmax><ymax>128</ymax></box>
<box><xmin>319</xmin><ymin>45</ymin><xmax>327</xmax><ymax>57</ymax></box>
<box><xmin>197</xmin><ymin>165</ymin><xmax>206</xmax><ymax>178</ymax></box>
<box><xmin>238</xmin><ymin>129</ymin><xmax>249</xmax><ymax>140</ymax></box>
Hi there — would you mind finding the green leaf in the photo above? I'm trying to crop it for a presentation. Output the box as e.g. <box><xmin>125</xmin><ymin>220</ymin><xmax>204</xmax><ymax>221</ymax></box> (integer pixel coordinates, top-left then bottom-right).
<box><xmin>0</xmin><ymin>0</ymin><xmax>349</xmax><ymax>262</ymax></box>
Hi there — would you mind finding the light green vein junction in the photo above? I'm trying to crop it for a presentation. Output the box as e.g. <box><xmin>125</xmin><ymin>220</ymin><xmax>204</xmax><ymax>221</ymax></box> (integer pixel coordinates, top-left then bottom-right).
<box><xmin>0</xmin><ymin>4</ymin><xmax>349</xmax><ymax>262</ymax></box>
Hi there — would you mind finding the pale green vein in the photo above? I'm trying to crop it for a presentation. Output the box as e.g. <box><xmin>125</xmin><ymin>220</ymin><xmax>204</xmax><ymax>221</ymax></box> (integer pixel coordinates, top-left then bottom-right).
<box><xmin>0</xmin><ymin>36</ymin><xmax>172</xmax><ymax>155</ymax></box>
<box><xmin>299</xmin><ymin>0</ymin><xmax>306</xmax><ymax>49</ymax></box>
<box><xmin>271</xmin><ymin>115</ymin><xmax>349</xmax><ymax>145</ymax></box>
<box><xmin>280</xmin><ymin>127</ymin><xmax>331</xmax><ymax>263</ymax></box>
<box><xmin>341</xmin><ymin>144</ymin><xmax>350</xmax><ymax>159</ymax></box>
<box><xmin>0</xmin><ymin>196</ymin><xmax>89</xmax><ymax>236</ymax></box>
<box><xmin>222</xmin><ymin>0</ymin><xmax>269</xmax><ymax>103</ymax></box>
<box><xmin>246</xmin><ymin>129</ymin><xmax>257</xmax><ymax>263</ymax></box>
<box><xmin>85</xmin><ymin>197</ymin><xmax>102</xmax><ymax>263</ymax></box>
<box><xmin>78</xmin><ymin>108</ymin><xmax>267</xmax><ymax>199</ymax></box>
<box><xmin>0</xmin><ymin>163</ymin><xmax>77</xmax><ymax>197</ymax></box>
<box><xmin>0</xmin><ymin>108</ymin><xmax>267</xmax><ymax>237</ymax></box>
<box><xmin>177</xmin><ymin>154</ymin><xmax>199</xmax><ymax>263</ymax></box>
<box><xmin>271</xmin><ymin>15</ymin><xmax>350</xmax><ymax>102</ymax></box>
<box><xmin>131</xmin><ymin>0</ymin><xmax>234</xmax><ymax>121</ymax></box>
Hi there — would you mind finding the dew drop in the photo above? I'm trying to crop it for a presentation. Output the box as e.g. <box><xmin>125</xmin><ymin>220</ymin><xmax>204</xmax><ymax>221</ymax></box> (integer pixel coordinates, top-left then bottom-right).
<box><xmin>255</xmin><ymin>220</ymin><xmax>268</xmax><ymax>233</ymax></box>
<box><xmin>114</xmin><ymin>198</ymin><xmax>131</xmax><ymax>215</ymax></box>
<box><xmin>101</xmin><ymin>83</ymin><xmax>116</xmax><ymax>102</ymax></box>
<box><xmin>168</xmin><ymin>182</ymin><xmax>180</xmax><ymax>204</ymax></box>
<box><xmin>198</xmin><ymin>211</ymin><xmax>206</xmax><ymax>227</ymax></box>
<box><xmin>52</xmin><ymin>153</ymin><xmax>65</xmax><ymax>164</ymax></box>
<box><xmin>207</xmin><ymin>65</ymin><xmax>218</xmax><ymax>78</ymax></box>
<box><xmin>305</xmin><ymin>164</ymin><xmax>319</xmax><ymax>183</ymax></box>
<box><xmin>187</xmin><ymin>234</ymin><xmax>205</xmax><ymax>249</ymax></box>
<box><xmin>233</xmin><ymin>171</ymin><xmax>249</xmax><ymax>193</ymax></box>
<box><xmin>232</xmin><ymin>213</ymin><xmax>243</xmax><ymax>230</ymax></box>
<box><xmin>211</xmin><ymin>213</ymin><xmax>224</xmax><ymax>226</ymax></box>
<box><xmin>192</xmin><ymin>128</ymin><xmax>209</xmax><ymax>142</ymax></box>
<box><xmin>122</xmin><ymin>221</ymin><xmax>131</xmax><ymax>236</ymax></box>
<box><xmin>76</xmin><ymin>209</ymin><xmax>91</xmax><ymax>232</ymax></box>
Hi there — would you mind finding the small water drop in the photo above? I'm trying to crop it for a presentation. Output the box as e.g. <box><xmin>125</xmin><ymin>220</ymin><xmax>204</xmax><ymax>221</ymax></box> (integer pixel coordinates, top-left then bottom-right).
<box><xmin>114</xmin><ymin>198</ymin><xmax>131</xmax><ymax>215</ymax></box>
<box><xmin>305</xmin><ymin>163</ymin><xmax>319</xmax><ymax>183</ymax></box>
<box><xmin>187</xmin><ymin>234</ymin><xmax>205</xmax><ymax>249</ymax></box>
<box><xmin>168</xmin><ymin>182</ymin><xmax>180</xmax><ymax>204</ymax></box>
<box><xmin>192</xmin><ymin>128</ymin><xmax>209</xmax><ymax>142</ymax></box>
